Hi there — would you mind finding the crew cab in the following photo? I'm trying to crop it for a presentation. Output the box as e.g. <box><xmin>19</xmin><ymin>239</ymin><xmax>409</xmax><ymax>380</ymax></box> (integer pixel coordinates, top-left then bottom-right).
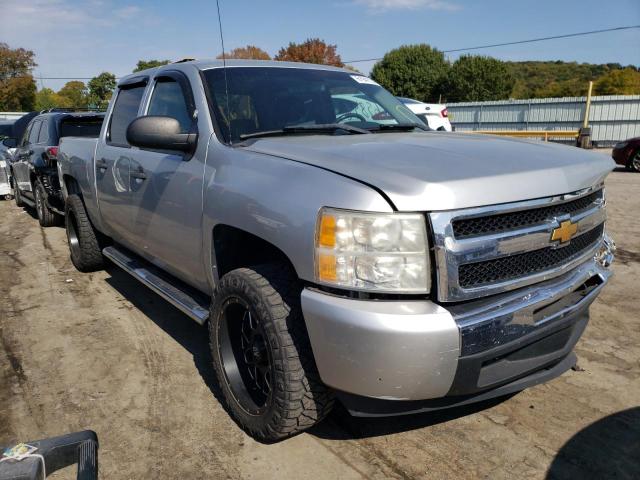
<box><xmin>57</xmin><ymin>60</ymin><xmax>615</xmax><ymax>442</ymax></box>
<box><xmin>12</xmin><ymin>111</ymin><xmax>104</xmax><ymax>225</ymax></box>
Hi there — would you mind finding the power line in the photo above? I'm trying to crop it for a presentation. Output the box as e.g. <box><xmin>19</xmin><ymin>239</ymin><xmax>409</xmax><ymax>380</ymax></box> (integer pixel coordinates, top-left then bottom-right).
<box><xmin>29</xmin><ymin>76</ymin><xmax>122</xmax><ymax>80</ymax></box>
<box><xmin>344</xmin><ymin>25</ymin><xmax>640</xmax><ymax>63</ymax></box>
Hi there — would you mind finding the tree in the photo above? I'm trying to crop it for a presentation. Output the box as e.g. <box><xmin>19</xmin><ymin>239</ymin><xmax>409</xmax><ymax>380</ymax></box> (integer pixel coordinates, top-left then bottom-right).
<box><xmin>0</xmin><ymin>42</ymin><xmax>37</xmax><ymax>110</ymax></box>
<box><xmin>370</xmin><ymin>44</ymin><xmax>449</xmax><ymax>102</ymax></box>
<box><xmin>446</xmin><ymin>55</ymin><xmax>515</xmax><ymax>102</ymax></box>
<box><xmin>504</xmin><ymin>61</ymin><xmax>636</xmax><ymax>99</ymax></box>
<box><xmin>58</xmin><ymin>81</ymin><xmax>88</xmax><ymax>108</ymax></box>
<box><xmin>0</xmin><ymin>75</ymin><xmax>36</xmax><ymax>110</ymax></box>
<box><xmin>218</xmin><ymin>45</ymin><xmax>271</xmax><ymax>60</ymax></box>
<box><xmin>594</xmin><ymin>68</ymin><xmax>640</xmax><ymax>95</ymax></box>
<box><xmin>134</xmin><ymin>59</ymin><xmax>170</xmax><ymax>72</ymax></box>
<box><xmin>88</xmin><ymin>72</ymin><xmax>117</xmax><ymax>109</ymax></box>
<box><xmin>0</xmin><ymin>42</ymin><xmax>36</xmax><ymax>82</ymax></box>
<box><xmin>274</xmin><ymin>38</ymin><xmax>344</xmax><ymax>67</ymax></box>
<box><xmin>35</xmin><ymin>88</ymin><xmax>72</xmax><ymax>110</ymax></box>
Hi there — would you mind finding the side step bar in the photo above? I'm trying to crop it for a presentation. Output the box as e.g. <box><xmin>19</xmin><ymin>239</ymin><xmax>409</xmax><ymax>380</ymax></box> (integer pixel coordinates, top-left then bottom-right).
<box><xmin>103</xmin><ymin>246</ymin><xmax>210</xmax><ymax>325</ymax></box>
<box><xmin>20</xmin><ymin>193</ymin><xmax>36</xmax><ymax>208</ymax></box>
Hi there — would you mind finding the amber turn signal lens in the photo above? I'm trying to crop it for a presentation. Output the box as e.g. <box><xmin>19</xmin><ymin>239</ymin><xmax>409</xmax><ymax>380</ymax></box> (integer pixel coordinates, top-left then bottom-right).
<box><xmin>318</xmin><ymin>214</ymin><xmax>336</xmax><ymax>248</ymax></box>
<box><xmin>317</xmin><ymin>254</ymin><xmax>337</xmax><ymax>282</ymax></box>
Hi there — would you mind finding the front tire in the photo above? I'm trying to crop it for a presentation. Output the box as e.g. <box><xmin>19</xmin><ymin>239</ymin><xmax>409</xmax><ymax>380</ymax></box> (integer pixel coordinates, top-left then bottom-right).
<box><xmin>65</xmin><ymin>194</ymin><xmax>104</xmax><ymax>272</ymax></box>
<box><xmin>209</xmin><ymin>265</ymin><xmax>333</xmax><ymax>442</ymax></box>
<box><xmin>35</xmin><ymin>179</ymin><xmax>62</xmax><ymax>227</ymax></box>
<box><xmin>13</xmin><ymin>177</ymin><xmax>24</xmax><ymax>207</ymax></box>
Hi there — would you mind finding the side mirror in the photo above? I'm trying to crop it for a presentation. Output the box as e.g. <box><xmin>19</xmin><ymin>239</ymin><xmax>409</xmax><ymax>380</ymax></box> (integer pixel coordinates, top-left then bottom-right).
<box><xmin>126</xmin><ymin>116</ymin><xmax>196</xmax><ymax>153</ymax></box>
<box><xmin>2</xmin><ymin>137</ymin><xmax>17</xmax><ymax>148</ymax></box>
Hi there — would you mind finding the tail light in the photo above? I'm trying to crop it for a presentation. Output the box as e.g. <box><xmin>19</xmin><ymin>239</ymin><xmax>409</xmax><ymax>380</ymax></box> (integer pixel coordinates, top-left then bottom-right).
<box><xmin>440</xmin><ymin>108</ymin><xmax>448</xmax><ymax>118</ymax></box>
<box><xmin>46</xmin><ymin>146</ymin><xmax>59</xmax><ymax>158</ymax></box>
<box><xmin>43</xmin><ymin>146</ymin><xmax>59</xmax><ymax>166</ymax></box>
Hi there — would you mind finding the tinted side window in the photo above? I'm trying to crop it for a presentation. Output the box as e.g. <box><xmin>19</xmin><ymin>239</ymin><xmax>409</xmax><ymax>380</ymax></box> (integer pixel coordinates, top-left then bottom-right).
<box><xmin>108</xmin><ymin>85</ymin><xmax>146</xmax><ymax>145</ymax></box>
<box><xmin>20</xmin><ymin>123</ymin><xmax>32</xmax><ymax>147</ymax></box>
<box><xmin>38</xmin><ymin>121</ymin><xmax>49</xmax><ymax>144</ymax></box>
<box><xmin>147</xmin><ymin>79</ymin><xmax>192</xmax><ymax>133</ymax></box>
<box><xmin>28</xmin><ymin>121</ymin><xmax>41</xmax><ymax>144</ymax></box>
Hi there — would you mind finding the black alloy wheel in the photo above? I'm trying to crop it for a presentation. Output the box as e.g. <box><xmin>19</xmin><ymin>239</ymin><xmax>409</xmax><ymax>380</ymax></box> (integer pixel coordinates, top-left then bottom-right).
<box><xmin>218</xmin><ymin>297</ymin><xmax>274</xmax><ymax>415</ymax></box>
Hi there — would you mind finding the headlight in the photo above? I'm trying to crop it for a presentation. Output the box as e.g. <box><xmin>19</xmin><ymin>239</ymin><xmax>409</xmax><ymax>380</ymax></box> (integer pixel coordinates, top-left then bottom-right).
<box><xmin>315</xmin><ymin>208</ymin><xmax>430</xmax><ymax>293</ymax></box>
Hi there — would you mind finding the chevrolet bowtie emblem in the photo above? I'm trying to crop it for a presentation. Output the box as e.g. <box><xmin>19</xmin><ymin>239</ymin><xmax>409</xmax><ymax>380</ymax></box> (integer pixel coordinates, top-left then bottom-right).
<box><xmin>551</xmin><ymin>220</ymin><xmax>578</xmax><ymax>244</ymax></box>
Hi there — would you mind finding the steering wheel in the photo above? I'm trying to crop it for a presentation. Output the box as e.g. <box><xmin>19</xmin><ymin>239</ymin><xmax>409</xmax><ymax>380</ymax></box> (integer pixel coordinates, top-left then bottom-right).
<box><xmin>336</xmin><ymin>112</ymin><xmax>367</xmax><ymax>124</ymax></box>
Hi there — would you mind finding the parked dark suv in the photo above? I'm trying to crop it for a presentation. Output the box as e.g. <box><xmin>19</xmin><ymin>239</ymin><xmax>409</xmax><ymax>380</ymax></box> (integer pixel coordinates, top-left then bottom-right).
<box><xmin>12</xmin><ymin>111</ymin><xmax>104</xmax><ymax>226</ymax></box>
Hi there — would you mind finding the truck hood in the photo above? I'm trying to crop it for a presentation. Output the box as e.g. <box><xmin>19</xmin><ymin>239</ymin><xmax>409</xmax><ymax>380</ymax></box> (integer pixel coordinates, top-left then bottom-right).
<box><xmin>243</xmin><ymin>131</ymin><xmax>615</xmax><ymax>211</ymax></box>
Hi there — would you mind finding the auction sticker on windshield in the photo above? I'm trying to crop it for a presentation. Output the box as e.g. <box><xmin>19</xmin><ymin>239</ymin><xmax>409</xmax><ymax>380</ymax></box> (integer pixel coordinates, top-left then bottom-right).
<box><xmin>351</xmin><ymin>75</ymin><xmax>379</xmax><ymax>86</ymax></box>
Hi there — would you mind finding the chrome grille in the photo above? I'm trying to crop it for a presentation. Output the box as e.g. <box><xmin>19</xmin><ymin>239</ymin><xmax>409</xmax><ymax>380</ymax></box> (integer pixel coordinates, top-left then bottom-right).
<box><xmin>458</xmin><ymin>224</ymin><xmax>604</xmax><ymax>288</ymax></box>
<box><xmin>452</xmin><ymin>190</ymin><xmax>603</xmax><ymax>239</ymax></box>
<box><xmin>429</xmin><ymin>185</ymin><xmax>606</xmax><ymax>302</ymax></box>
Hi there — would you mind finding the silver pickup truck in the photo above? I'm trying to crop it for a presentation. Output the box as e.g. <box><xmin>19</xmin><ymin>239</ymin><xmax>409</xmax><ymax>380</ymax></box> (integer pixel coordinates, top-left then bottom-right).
<box><xmin>58</xmin><ymin>59</ymin><xmax>615</xmax><ymax>441</ymax></box>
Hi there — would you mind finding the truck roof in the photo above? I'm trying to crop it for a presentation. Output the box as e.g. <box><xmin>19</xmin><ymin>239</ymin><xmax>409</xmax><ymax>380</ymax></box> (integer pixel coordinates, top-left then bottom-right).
<box><xmin>36</xmin><ymin>112</ymin><xmax>105</xmax><ymax>119</ymax></box>
<box><xmin>118</xmin><ymin>59</ymin><xmax>356</xmax><ymax>86</ymax></box>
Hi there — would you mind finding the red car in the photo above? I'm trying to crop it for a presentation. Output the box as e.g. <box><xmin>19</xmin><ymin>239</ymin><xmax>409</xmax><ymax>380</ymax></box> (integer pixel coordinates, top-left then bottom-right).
<box><xmin>612</xmin><ymin>137</ymin><xmax>640</xmax><ymax>172</ymax></box>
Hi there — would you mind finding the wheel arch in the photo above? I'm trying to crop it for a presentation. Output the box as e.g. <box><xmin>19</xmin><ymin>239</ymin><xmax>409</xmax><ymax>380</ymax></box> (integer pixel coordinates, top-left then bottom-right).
<box><xmin>62</xmin><ymin>174</ymin><xmax>82</xmax><ymax>199</ymax></box>
<box><xmin>212</xmin><ymin>224</ymin><xmax>299</xmax><ymax>282</ymax></box>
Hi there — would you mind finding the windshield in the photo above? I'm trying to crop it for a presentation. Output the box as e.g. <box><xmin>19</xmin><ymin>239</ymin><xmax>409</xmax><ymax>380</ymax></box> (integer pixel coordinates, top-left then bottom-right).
<box><xmin>203</xmin><ymin>67</ymin><xmax>424</xmax><ymax>143</ymax></box>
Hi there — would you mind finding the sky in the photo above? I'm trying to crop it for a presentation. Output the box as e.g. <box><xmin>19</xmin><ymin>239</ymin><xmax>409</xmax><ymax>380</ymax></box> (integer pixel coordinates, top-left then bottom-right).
<box><xmin>3</xmin><ymin>0</ymin><xmax>640</xmax><ymax>91</ymax></box>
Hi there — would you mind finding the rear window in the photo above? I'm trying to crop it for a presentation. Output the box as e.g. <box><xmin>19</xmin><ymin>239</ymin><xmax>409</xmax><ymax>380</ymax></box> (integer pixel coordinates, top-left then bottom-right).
<box><xmin>59</xmin><ymin>117</ymin><xmax>104</xmax><ymax>139</ymax></box>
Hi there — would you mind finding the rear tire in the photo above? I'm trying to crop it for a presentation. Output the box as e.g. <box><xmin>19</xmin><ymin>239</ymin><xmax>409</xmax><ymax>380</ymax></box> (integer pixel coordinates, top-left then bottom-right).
<box><xmin>627</xmin><ymin>149</ymin><xmax>640</xmax><ymax>172</ymax></box>
<box><xmin>208</xmin><ymin>265</ymin><xmax>334</xmax><ymax>442</ymax></box>
<box><xmin>65</xmin><ymin>194</ymin><xmax>104</xmax><ymax>272</ymax></box>
<box><xmin>35</xmin><ymin>179</ymin><xmax>62</xmax><ymax>227</ymax></box>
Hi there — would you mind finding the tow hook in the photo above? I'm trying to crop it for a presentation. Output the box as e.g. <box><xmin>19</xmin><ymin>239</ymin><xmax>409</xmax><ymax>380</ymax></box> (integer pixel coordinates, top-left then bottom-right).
<box><xmin>595</xmin><ymin>233</ymin><xmax>616</xmax><ymax>268</ymax></box>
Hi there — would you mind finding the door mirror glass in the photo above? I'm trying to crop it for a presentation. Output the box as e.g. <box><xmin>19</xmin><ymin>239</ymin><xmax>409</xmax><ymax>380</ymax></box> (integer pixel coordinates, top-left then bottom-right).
<box><xmin>2</xmin><ymin>137</ymin><xmax>17</xmax><ymax>148</ymax></box>
<box><xmin>126</xmin><ymin>116</ymin><xmax>196</xmax><ymax>153</ymax></box>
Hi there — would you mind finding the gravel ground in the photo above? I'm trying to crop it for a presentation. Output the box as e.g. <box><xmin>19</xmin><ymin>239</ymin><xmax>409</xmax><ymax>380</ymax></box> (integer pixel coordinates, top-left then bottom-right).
<box><xmin>1</xmin><ymin>163</ymin><xmax>638</xmax><ymax>479</ymax></box>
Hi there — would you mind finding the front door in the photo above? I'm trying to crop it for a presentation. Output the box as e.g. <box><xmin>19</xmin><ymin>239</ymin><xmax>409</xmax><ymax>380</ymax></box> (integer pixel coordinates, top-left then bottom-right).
<box><xmin>94</xmin><ymin>80</ymin><xmax>147</xmax><ymax>248</ymax></box>
<box><xmin>14</xmin><ymin>120</ymin><xmax>42</xmax><ymax>193</ymax></box>
<box><xmin>127</xmin><ymin>72</ymin><xmax>207</xmax><ymax>288</ymax></box>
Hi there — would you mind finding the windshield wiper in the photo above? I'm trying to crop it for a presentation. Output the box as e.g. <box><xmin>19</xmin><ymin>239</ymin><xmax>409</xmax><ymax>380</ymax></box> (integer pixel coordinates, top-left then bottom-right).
<box><xmin>239</xmin><ymin>123</ymin><xmax>372</xmax><ymax>140</ymax></box>
<box><xmin>369</xmin><ymin>123</ymin><xmax>428</xmax><ymax>132</ymax></box>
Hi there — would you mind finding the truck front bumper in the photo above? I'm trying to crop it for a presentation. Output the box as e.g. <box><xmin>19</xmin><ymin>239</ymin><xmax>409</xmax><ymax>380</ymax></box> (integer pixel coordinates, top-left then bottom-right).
<box><xmin>302</xmin><ymin>252</ymin><xmax>613</xmax><ymax>416</ymax></box>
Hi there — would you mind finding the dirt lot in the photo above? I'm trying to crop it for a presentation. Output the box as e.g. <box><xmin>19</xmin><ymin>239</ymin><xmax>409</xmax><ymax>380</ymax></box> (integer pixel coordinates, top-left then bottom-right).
<box><xmin>1</xmin><ymin>165</ymin><xmax>639</xmax><ymax>479</ymax></box>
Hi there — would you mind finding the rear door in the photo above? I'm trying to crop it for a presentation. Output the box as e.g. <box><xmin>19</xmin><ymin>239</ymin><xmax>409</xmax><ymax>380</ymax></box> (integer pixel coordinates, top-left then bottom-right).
<box><xmin>127</xmin><ymin>71</ymin><xmax>207</xmax><ymax>287</ymax></box>
<box><xmin>94</xmin><ymin>78</ymin><xmax>147</xmax><ymax>247</ymax></box>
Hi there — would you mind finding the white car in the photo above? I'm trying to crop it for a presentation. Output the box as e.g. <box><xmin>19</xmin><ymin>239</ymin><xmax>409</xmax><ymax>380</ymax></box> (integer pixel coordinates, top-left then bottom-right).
<box><xmin>398</xmin><ymin>97</ymin><xmax>452</xmax><ymax>131</ymax></box>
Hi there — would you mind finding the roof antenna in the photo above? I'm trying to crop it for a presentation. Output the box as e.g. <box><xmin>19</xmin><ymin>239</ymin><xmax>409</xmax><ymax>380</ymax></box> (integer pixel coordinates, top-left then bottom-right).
<box><xmin>215</xmin><ymin>0</ymin><xmax>232</xmax><ymax>144</ymax></box>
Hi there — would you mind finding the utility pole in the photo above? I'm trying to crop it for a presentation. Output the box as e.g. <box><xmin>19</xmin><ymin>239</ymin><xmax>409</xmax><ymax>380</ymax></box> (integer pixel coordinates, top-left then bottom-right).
<box><xmin>577</xmin><ymin>81</ymin><xmax>593</xmax><ymax>149</ymax></box>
